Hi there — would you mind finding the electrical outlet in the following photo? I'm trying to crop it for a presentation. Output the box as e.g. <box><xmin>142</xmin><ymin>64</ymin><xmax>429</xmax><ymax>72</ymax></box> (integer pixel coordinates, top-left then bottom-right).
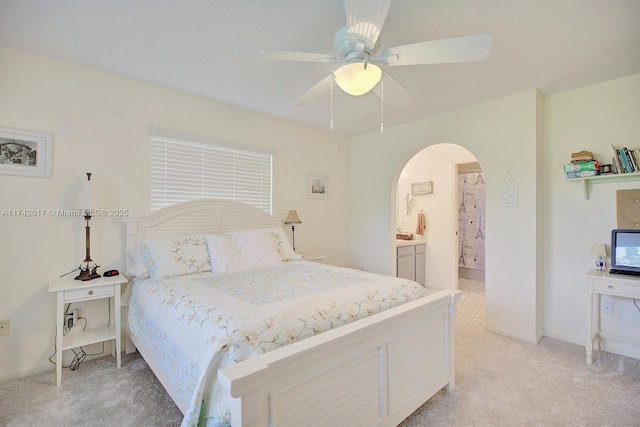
<box><xmin>602</xmin><ymin>299</ymin><xmax>613</xmax><ymax>315</ymax></box>
<box><xmin>0</xmin><ymin>319</ymin><xmax>9</xmax><ymax>336</ymax></box>
<box><xmin>65</xmin><ymin>313</ymin><xmax>74</xmax><ymax>329</ymax></box>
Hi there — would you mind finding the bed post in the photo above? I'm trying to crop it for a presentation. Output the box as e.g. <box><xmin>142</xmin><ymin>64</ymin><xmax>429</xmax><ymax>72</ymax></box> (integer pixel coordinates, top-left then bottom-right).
<box><xmin>446</xmin><ymin>291</ymin><xmax>461</xmax><ymax>394</ymax></box>
<box><xmin>220</xmin><ymin>364</ymin><xmax>269</xmax><ymax>427</ymax></box>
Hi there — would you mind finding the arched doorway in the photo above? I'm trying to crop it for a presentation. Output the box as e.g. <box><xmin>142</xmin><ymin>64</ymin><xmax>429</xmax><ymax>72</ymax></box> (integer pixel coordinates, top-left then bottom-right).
<box><xmin>394</xmin><ymin>144</ymin><xmax>485</xmax><ymax>316</ymax></box>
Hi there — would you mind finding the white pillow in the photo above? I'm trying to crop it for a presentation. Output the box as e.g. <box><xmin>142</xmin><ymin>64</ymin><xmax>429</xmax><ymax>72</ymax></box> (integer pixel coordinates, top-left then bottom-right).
<box><xmin>140</xmin><ymin>234</ymin><xmax>211</xmax><ymax>278</ymax></box>
<box><xmin>210</xmin><ymin>228</ymin><xmax>285</xmax><ymax>272</ymax></box>
<box><xmin>268</xmin><ymin>227</ymin><xmax>303</xmax><ymax>261</ymax></box>
<box><xmin>205</xmin><ymin>234</ymin><xmax>245</xmax><ymax>273</ymax></box>
<box><xmin>125</xmin><ymin>246</ymin><xmax>150</xmax><ymax>279</ymax></box>
<box><xmin>225</xmin><ymin>227</ymin><xmax>301</xmax><ymax>261</ymax></box>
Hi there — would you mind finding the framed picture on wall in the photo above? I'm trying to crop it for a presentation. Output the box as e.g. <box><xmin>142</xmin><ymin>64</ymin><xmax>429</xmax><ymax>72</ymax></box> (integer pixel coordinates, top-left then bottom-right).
<box><xmin>0</xmin><ymin>127</ymin><xmax>53</xmax><ymax>178</ymax></box>
<box><xmin>306</xmin><ymin>173</ymin><xmax>329</xmax><ymax>199</ymax></box>
<box><xmin>411</xmin><ymin>181</ymin><xmax>433</xmax><ymax>195</ymax></box>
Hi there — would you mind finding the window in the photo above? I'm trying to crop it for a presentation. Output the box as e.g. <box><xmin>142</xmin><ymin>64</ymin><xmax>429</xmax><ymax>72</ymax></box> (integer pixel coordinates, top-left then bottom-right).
<box><xmin>150</xmin><ymin>127</ymin><xmax>272</xmax><ymax>213</ymax></box>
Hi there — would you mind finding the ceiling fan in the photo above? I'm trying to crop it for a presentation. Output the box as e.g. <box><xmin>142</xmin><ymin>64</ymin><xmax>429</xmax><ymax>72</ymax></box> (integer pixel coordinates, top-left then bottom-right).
<box><xmin>235</xmin><ymin>0</ymin><xmax>492</xmax><ymax>110</ymax></box>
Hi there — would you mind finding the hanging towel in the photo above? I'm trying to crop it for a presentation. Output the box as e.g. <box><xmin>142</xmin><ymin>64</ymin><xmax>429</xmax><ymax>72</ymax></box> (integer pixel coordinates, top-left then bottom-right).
<box><xmin>416</xmin><ymin>212</ymin><xmax>426</xmax><ymax>236</ymax></box>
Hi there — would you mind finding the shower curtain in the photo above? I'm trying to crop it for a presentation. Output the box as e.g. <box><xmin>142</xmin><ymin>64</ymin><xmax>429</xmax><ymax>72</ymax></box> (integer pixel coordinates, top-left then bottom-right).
<box><xmin>458</xmin><ymin>171</ymin><xmax>486</xmax><ymax>269</ymax></box>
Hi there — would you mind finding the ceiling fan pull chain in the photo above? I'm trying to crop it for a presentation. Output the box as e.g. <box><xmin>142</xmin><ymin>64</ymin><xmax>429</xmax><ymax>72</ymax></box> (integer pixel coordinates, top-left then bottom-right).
<box><xmin>380</xmin><ymin>79</ymin><xmax>384</xmax><ymax>133</ymax></box>
<box><xmin>330</xmin><ymin>77</ymin><xmax>334</xmax><ymax>130</ymax></box>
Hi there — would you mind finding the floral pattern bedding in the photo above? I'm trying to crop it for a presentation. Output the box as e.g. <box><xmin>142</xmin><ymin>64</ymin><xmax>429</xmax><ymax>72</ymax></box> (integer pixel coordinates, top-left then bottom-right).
<box><xmin>128</xmin><ymin>260</ymin><xmax>433</xmax><ymax>426</ymax></box>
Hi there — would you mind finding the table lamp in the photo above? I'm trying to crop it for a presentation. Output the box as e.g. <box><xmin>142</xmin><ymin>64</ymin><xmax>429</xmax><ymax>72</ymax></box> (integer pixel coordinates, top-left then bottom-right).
<box><xmin>284</xmin><ymin>210</ymin><xmax>302</xmax><ymax>251</ymax></box>
<box><xmin>75</xmin><ymin>172</ymin><xmax>101</xmax><ymax>281</ymax></box>
<box><xmin>589</xmin><ymin>242</ymin><xmax>608</xmax><ymax>271</ymax></box>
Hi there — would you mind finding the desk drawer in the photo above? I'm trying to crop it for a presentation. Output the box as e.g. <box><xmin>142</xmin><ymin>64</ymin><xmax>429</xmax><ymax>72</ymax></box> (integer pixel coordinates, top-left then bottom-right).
<box><xmin>593</xmin><ymin>280</ymin><xmax>640</xmax><ymax>298</ymax></box>
<box><xmin>65</xmin><ymin>285</ymin><xmax>114</xmax><ymax>301</ymax></box>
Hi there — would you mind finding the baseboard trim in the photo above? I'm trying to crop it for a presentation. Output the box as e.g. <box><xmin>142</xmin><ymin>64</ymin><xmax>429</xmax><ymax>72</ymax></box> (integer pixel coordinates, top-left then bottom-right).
<box><xmin>0</xmin><ymin>351</ymin><xmax>115</xmax><ymax>384</ymax></box>
<box><xmin>599</xmin><ymin>333</ymin><xmax>640</xmax><ymax>360</ymax></box>
<box><xmin>0</xmin><ymin>362</ymin><xmax>53</xmax><ymax>384</ymax></box>
<box><xmin>543</xmin><ymin>330</ymin><xmax>640</xmax><ymax>361</ymax></box>
<box><xmin>543</xmin><ymin>331</ymin><xmax>583</xmax><ymax>347</ymax></box>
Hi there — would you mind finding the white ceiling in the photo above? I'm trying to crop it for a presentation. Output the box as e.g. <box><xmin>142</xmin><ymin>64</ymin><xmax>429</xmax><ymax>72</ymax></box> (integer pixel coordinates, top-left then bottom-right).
<box><xmin>1</xmin><ymin>0</ymin><xmax>639</xmax><ymax>137</ymax></box>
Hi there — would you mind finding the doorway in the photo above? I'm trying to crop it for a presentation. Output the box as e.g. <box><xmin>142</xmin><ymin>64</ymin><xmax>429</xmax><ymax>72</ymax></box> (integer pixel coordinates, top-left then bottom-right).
<box><xmin>457</xmin><ymin>161</ymin><xmax>485</xmax><ymax>282</ymax></box>
<box><xmin>395</xmin><ymin>143</ymin><xmax>485</xmax><ymax>300</ymax></box>
<box><xmin>456</xmin><ymin>161</ymin><xmax>486</xmax><ymax>327</ymax></box>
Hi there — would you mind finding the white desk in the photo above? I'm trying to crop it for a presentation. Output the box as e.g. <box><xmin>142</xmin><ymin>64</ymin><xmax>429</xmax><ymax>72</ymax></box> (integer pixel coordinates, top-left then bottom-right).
<box><xmin>585</xmin><ymin>269</ymin><xmax>640</xmax><ymax>364</ymax></box>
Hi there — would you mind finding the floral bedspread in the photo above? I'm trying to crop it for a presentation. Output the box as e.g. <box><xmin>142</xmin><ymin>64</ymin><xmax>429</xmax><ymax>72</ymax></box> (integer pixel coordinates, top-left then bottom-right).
<box><xmin>128</xmin><ymin>261</ymin><xmax>432</xmax><ymax>426</ymax></box>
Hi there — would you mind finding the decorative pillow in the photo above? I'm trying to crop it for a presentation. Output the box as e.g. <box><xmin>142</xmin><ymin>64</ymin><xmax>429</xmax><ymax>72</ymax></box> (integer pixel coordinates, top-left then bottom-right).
<box><xmin>125</xmin><ymin>246</ymin><xmax>150</xmax><ymax>279</ymax></box>
<box><xmin>140</xmin><ymin>234</ymin><xmax>211</xmax><ymax>278</ymax></box>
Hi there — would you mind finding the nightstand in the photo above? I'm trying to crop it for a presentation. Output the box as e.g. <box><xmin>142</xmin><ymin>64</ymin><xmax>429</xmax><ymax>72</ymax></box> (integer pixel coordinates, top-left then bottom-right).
<box><xmin>48</xmin><ymin>275</ymin><xmax>127</xmax><ymax>386</ymax></box>
<box><xmin>302</xmin><ymin>255</ymin><xmax>327</xmax><ymax>263</ymax></box>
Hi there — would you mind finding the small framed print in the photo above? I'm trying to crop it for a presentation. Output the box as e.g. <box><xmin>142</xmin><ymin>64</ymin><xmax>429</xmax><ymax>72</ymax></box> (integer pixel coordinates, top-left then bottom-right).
<box><xmin>306</xmin><ymin>173</ymin><xmax>329</xmax><ymax>199</ymax></box>
<box><xmin>411</xmin><ymin>181</ymin><xmax>433</xmax><ymax>195</ymax></box>
<box><xmin>0</xmin><ymin>127</ymin><xmax>53</xmax><ymax>178</ymax></box>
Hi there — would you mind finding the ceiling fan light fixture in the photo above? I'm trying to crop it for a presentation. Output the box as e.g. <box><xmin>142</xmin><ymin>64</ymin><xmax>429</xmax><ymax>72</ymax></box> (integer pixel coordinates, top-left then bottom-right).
<box><xmin>333</xmin><ymin>62</ymin><xmax>382</xmax><ymax>96</ymax></box>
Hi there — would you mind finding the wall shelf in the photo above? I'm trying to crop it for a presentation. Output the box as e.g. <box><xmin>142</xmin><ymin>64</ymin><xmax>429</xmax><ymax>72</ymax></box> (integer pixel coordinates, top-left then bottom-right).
<box><xmin>570</xmin><ymin>172</ymin><xmax>640</xmax><ymax>199</ymax></box>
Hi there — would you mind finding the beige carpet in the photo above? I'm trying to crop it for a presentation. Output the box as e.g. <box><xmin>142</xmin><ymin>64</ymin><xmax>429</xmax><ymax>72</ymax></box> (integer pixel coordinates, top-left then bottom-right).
<box><xmin>1</xmin><ymin>280</ymin><xmax>639</xmax><ymax>426</ymax></box>
<box><xmin>401</xmin><ymin>280</ymin><xmax>640</xmax><ymax>426</ymax></box>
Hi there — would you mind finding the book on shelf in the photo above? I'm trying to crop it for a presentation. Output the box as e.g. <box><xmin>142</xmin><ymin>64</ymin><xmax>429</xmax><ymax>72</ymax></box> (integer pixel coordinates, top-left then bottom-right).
<box><xmin>564</xmin><ymin>160</ymin><xmax>599</xmax><ymax>173</ymax></box>
<box><xmin>628</xmin><ymin>148</ymin><xmax>639</xmax><ymax>171</ymax></box>
<box><xmin>571</xmin><ymin>150</ymin><xmax>593</xmax><ymax>160</ymax></box>
<box><xmin>571</xmin><ymin>155</ymin><xmax>593</xmax><ymax>161</ymax></box>
<box><xmin>618</xmin><ymin>148</ymin><xmax>630</xmax><ymax>172</ymax></box>
<box><xmin>565</xmin><ymin>170</ymin><xmax>599</xmax><ymax>179</ymax></box>
<box><xmin>611</xmin><ymin>144</ymin><xmax>640</xmax><ymax>173</ymax></box>
<box><xmin>612</xmin><ymin>154</ymin><xmax>623</xmax><ymax>174</ymax></box>
<box><xmin>624</xmin><ymin>147</ymin><xmax>637</xmax><ymax>172</ymax></box>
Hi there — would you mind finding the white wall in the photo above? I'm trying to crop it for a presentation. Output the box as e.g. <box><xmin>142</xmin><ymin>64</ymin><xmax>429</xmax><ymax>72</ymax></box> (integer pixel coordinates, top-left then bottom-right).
<box><xmin>2</xmin><ymin>43</ymin><xmax>638</xmax><ymax>382</ymax></box>
<box><xmin>0</xmin><ymin>46</ymin><xmax>352</xmax><ymax>381</ymax></box>
<box><xmin>543</xmin><ymin>74</ymin><xmax>640</xmax><ymax>357</ymax></box>
<box><xmin>397</xmin><ymin>144</ymin><xmax>476</xmax><ymax>290</ymax></box>
<box><xmin>351</xmin><ymin>90</ymin><xmax>543</xmax><ymax>343</ymax></box>
<box><xmin>352</xmin><ymin>74</ymin><xmax>640</xmax><ymax>350</ymax></box>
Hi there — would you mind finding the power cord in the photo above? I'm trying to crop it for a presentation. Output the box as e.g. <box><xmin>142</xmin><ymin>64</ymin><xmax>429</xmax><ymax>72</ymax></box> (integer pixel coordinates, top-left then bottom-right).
<box><xmin>59</xmin><ymin>267</ymin><xmax>79</xmax><ymax>278</ymax></box>
<box><xmin>49</xmin><ymin>300</ymin><xmax>109</xmax><ymax>371</ymax></box>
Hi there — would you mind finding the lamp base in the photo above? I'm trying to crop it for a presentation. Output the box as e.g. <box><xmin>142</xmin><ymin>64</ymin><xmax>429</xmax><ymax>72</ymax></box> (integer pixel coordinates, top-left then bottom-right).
<box><xmin>75</xmin><ymin>263</ymin><xmax>100</xmax><ymax>281</ymax></box>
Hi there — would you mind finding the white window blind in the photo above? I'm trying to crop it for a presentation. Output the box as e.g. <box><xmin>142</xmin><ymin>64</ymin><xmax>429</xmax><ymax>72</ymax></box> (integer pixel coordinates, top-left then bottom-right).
<box><xmin>150</xmin><ymin>128</ymin><xmax>272</xmax><ymax>213</ymax></box>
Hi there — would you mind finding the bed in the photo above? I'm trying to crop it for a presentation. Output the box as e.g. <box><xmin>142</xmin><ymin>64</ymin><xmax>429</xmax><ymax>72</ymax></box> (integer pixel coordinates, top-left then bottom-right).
<box><xmin>122</xmin><ymin>199</ymin><xmax>461</xmax><ymax>427</ymax></box>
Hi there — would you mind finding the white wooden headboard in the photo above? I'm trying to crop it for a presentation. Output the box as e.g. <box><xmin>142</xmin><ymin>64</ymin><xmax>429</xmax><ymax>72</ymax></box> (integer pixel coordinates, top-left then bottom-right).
<box><xmin>123</xmin><ymin>199</ymin><xmax>285</xmax><ymax>271</ymax></box>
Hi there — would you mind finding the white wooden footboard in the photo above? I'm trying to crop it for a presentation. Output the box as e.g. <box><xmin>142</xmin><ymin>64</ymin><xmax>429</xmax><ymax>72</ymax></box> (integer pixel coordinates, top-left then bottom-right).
<box><xmin>219</xmin><ymin>289</ymin><xmax>461</xmax><ymax>427</ymax></box>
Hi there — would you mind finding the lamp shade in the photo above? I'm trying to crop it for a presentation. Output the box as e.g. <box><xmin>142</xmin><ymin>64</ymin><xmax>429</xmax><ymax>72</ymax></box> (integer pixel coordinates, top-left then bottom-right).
<box><xmin>75</xmin><ymin>172</ymin><xmax>98</xmax><ymax>211</ymax></box>
<box><xmin>284</xmin><ymin>210</ymin><xmax>302</xmax><ymax>224</ymax></box>
<box><xmin>333</xmin><ymin>62</ymin><xmax>382</xmax><ymax>96</ymax></box>
<box><xmin>589</xmin><ymin>243</ymin><xmax>608</xmax><ymax>257</ymax></box>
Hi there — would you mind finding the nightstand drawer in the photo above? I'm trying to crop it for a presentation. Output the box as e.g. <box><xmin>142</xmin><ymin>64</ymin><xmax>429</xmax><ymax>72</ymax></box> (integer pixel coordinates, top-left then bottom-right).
<box><xmin>593</xmin><ymin>280</ymin><xmax>640</xmax><ymax>298</ymax></box>
<box><xmin>65</xmin><ymin>284</ymin><xmax>114</xmax><ymax>301</ymax></box>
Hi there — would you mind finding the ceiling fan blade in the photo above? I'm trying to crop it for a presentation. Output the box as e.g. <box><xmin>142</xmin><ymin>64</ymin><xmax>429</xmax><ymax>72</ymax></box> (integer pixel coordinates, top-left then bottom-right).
<box><xmin>235</xmin><ymin>48</ymin><xmax>339</xmax><ymax>63</ymax></box>
<box><xmin>372</xmin><ymin>72</ymin><xmax>414</xmax><ymax>109</ymax></box>
<box><xmin>293</xmin><ymin>75</ymin><xmax>333</xmax><ymax>106</ymax></box>
<box><xmin>344</xmin><ymin>0</ymin><xmax>392</xmax><ymax>52</ymax></box>
<box><xmin>380</xmin><ymin>33</ymin><xmax>493</xmax><ymax>66</ymax></box>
